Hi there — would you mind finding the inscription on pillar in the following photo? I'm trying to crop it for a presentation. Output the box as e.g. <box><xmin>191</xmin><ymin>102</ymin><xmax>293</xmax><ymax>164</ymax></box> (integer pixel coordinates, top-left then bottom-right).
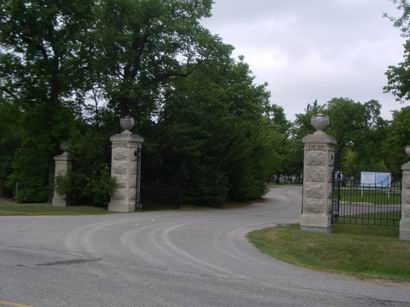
<box><xmin>112</xmin><ymin>142</ymin><xmax>129</xmax><ymax>148</ymax></box>
<box><xmin>304</xmin><ymin>144</ymin><xmax>327</xmax><ymax>151</ymax></box>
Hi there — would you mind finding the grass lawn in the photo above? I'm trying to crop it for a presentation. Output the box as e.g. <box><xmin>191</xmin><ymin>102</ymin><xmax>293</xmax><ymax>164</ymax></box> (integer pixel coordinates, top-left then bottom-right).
<box><xmin>336</xmin><ymin>212</ymin><xmax>401</xmax><ymax>226</ymax></box>
<box><xmin>0</xmin><ymin>199</ymin><xmax>107</xmax><ymax>216</ymax></box>
<box><xmin>337</xmin><ymin>188</ymin><xmax>400</xmax><ymax>204</ymax></box>
<box><xmin>248</xmin><ymin>223</ymin><xmax>410</xmax><ymax>282</ymax></box>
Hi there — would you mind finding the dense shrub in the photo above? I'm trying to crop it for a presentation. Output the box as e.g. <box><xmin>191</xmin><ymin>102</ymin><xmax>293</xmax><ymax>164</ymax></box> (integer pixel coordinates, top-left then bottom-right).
<box><xmin>56</xmin><ymin>168</ymin><xmax>116</xmax><ymax>207</ymax></box>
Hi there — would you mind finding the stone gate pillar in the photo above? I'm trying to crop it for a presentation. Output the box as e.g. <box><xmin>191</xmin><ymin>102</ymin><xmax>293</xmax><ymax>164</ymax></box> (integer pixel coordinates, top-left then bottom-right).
<box><xmin>300</xmin><ymin>114</ymin><xmax>336</xmax><ymax>233</ymax></box>
<box><xmin>52</xmin><ymin>144</ymin><xmax>72</xmax><ymax>207</ymax></box>
<box><xmin>400</xmin><ymin>146</ymin><xmax>410</xmax><ymax>241</ymax></box>
<box><xmin>108</xmin><ymin>116</ymin><xmax>144</xmax><ymax>213</ymax></box>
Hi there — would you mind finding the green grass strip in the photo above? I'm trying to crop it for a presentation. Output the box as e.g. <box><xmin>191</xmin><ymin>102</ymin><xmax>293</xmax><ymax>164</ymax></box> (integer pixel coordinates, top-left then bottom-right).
<box><xmin>0</xmin><ymin>199</ymin><xmax>107</xmax><ymax>216</ymax></box>
<box><xmin>336</xmin><ymin>188</ymin><xmax>400</xmax><ymax>205</ymax></box>
<box><xmin>248</xmin><ymin>224</ymin><xmax>410</xmax><ymax>282</ymax></box>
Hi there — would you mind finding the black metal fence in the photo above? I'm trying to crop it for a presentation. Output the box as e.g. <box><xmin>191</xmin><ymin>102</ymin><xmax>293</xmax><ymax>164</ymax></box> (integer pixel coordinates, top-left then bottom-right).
<box><xmin>332</xmin><ymin>173</ymin><xmax>401</xmax><ymax>226</ymax></box>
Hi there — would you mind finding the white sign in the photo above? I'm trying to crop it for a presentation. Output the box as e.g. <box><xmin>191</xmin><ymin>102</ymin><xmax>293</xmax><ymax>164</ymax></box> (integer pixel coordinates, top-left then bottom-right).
<box><xmin>360</xmin><ymin>172</ymin><xmax>391</xmax><ymax>188</ymax></box>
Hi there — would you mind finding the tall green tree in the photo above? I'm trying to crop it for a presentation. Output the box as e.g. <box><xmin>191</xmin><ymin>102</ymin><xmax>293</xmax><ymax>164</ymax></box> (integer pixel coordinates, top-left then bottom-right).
<box><xmin>385</xmin><ymin>40</ymin><xmax>410</xmax><ymax>101</ymax></box>
<box><xmin>383</xmin><ymin>106</ymin><xmax>410</xmax><ymax>174</ymax></box>
<box><xmin>0</xmin><ymin>0</ymin><xmax>97</xmax><ymax>201</ymax></box>
<box><xmin>380</xmin><ymin>0</ymin><xmax>410</xmax><ymax>176</ymax></box>
<box><xmin>90</xmin><ymin>0</ymin><xmax>217</xmax><ymax>122</ymax></box>
<box><xmin>0</xmin><ymin>0</ymin><xmax>95</xmax><ymax>107</ymax></box>
<box><xmin>0</xmin><ymin>0</ymin><xmax>219</xmax><ymax>202</ymax></box>
<box><xmin>0</xmin><ymin>0</ymin><xmax>291</xmax><ymax>206</ymax></box>
<box><xmin>286</xmin><ymin>99</ymin><xmax>387</xmax><ymax>178</ymax></box>
<box><xmin>385</xmin><ymin>0</ymin><xmax>410</xmax><ymax>102</ymax></box>
<box><xmin>326</xmin><ymin>98</ymin><xmax>386</xmax><ymax>168</ymax></box>
<box><xmin>0</xmin><ymin>99</ymin><xmax>23</xmax><ymax>197</ymax></box>
<box><xmin>142</xmin><ymin>52</ymin><xmax>279</xmax><ymax>206</ymax></box>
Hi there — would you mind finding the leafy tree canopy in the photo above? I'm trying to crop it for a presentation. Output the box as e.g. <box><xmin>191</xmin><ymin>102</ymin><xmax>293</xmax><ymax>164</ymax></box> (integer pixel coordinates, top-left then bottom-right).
<box><xmin>288</xmin><ymin>98</ymin><xmax>387</xmax><ymax>178</ymax></box>
<box><xmin>385</xmin><ymin>0</ymin><xmax>410</xmax><ymax>102</ymax></box>
<box><xmin>0</xmin><ymin>0</ymin><xmax>288</xmax><ymax>206</ymax></box>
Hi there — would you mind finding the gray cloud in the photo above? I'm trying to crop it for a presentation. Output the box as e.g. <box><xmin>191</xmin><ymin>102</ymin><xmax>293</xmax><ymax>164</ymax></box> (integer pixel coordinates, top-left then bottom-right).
<box><xmin>202</xmin><ymin>0</ymin><xmax>406</xmax><ymax>119</ymax></box>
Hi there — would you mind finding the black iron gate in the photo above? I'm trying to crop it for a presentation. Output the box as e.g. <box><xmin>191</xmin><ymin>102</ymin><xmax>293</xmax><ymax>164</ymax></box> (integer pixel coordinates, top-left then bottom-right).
<box><xmin>332</xmin><ymin>172</ymin><xmax>401</xmax><ymax>226</ymax></box>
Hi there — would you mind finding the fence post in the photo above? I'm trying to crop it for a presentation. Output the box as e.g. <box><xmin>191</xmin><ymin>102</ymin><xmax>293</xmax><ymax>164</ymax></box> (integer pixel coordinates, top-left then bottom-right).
<box><xmin>400</xmin><ymin>146</ymin><xmax>410</xmax><ymax>240</ymax></box>
<box><xmin>52</xmin><ymin>144</ymin><xmax>72</xmax><ymax>207</ymax></box>
<box><xmin>108</xmin><ymin>115</ymin><xmax>144</xmax><ymax>213</ymax></box>
<box><xmin>300</xmin><ymin>114</ymin><xmax>337</xmax><ymax>233</ymax></box>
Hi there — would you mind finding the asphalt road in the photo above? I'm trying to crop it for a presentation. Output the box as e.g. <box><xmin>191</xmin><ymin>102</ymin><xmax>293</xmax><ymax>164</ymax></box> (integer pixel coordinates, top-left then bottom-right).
<box><xmin>0</xmin><ymin>186</ymin><xmax>409</xmax><ymax>307</ymax></box>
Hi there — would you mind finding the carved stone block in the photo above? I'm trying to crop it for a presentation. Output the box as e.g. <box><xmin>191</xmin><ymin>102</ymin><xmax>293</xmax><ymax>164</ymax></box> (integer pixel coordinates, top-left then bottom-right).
<box><xmin>304</xmin><ymin>166</ymin><xmax>326</xmax><ymax>183</ymax></box>
<box><xmin>403</xmin><ymin>174</ymin><xmax>410</xmax><ymax>189</ymax></box>
<box><xmin>112</xmin><ymin>161</ymin><xmax>128</xmax><ymax>175</ymax></box>
<box><xmin>113</xmin><ymin>148</ymin><xmax>128</xmax><ymax>161</ymax></box>
<box><xmin>304</xmin><ymin>182</ymin><xmax>325</xmax><ymax>199</ymax></box>
<box><xmin>303</xmin><ymin>198</ymin><xmax>326</xmax><ymax>214</ymax></box>
<box><xmin>111</xmin><ymin>188</ymin><xmax>126</xmax><ymax>201</ymax></box>
<box><xmin>403</xmin><ymin>205</ymin><xmax>410</xmax><ymax>218</ymax></box>
<box><xmin>305</xmin><ymin>151</ymin><xmax>326</xmax><ymax>167</ymax></box>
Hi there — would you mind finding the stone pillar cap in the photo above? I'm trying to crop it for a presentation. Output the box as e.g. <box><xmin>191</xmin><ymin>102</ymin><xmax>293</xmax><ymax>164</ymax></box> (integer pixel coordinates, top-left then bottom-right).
<box><xmin>303</xmin><ymin>131</ymin><xmax>336</xmax><ymax>145</ymax></box>
<box><xmin>402</xmin><ymin>161</ymin><xmax>410</xmax><ymax>170</ymax></box>
<box><xmin>110</xmin><ymin>133</ymin><xmax>144</xmax><ymax>143</ymax></box>
<box><xmin>402</xmin><ymin>146</ymin><xmax>410</xmax><ymax>170</ymax></box>
<box><xmin>54</xmin><ymin>152</ymin><xmax>72</xmax><ymax>161</ymax></box>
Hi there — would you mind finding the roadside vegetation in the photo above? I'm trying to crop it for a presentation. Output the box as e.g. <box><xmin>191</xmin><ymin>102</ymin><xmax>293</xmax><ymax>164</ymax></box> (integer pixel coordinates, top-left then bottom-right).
<box><xmin>0</xmin><ymin>197</ymin><xmax>252</xmax><ymax>215</ymax></box>
<box><xmin>0</xmin><ymin>199</ymin><xmax>107</xmax><ymax>216</ymax></box>
<box><xmin>0</xmin><ymin>0</ymin><xmax>290</xmax><ymax>208</ymax></box>
<box><xmin>248</xmin><ymin>223</ymin><xmax>410</xmax><ymax>282</ymax></box>
<box><xmin>1</xmin><ymin>0</ymin><xmax>410</xmax><ymax>209</ymax></box>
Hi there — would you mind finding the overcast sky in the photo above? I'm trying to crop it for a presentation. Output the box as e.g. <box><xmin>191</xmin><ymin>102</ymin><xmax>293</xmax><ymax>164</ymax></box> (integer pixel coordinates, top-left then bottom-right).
<box><xmin>202</xmin><ymin>0</ymin><xmax>407</xmax><ymax>120</ymax></box>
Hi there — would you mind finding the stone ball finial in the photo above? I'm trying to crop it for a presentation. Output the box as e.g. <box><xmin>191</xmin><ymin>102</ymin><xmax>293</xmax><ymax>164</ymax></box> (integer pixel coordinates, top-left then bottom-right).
<box><xmin>120</xmin><ymin>115</ymin><xmax>135</xmax><ymax>134</ymax></box>
<box><xmin>405</xmin><ymin>145</ymin><xmax>410</xmax><ymax>157</ymax></box>
<box><xmin>311</xmin><ymin>113</ymin><xmax>329</xmax><ymax>132</ymax></box>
